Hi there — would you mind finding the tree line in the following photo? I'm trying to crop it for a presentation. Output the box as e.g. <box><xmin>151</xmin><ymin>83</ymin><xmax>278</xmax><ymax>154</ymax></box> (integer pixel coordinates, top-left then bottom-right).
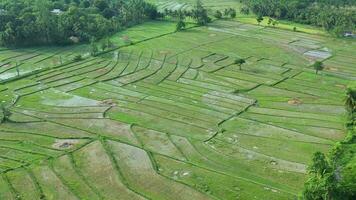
<box><xmin>303</xmin><ymin>87</ymin><xmax>355</xmax><ymax>199</ymax></box>
<box><xmin>0</xmin><ymin>0</ymin><xmax>159</xmax><ymax>47</ymax></box>
<box><xmin>241</xmin><ymin>0</ymin><xmax>355</xmax><ymax>36</ymax></box>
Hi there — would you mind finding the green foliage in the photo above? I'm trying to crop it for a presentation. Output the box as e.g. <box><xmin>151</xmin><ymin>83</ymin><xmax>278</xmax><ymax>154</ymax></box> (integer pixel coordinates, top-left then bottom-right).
<box><xmin>176</xmin><ymin>10</ymin><xmax>186</xmax><ymax>32</ymax></box>
<box><xmin>176</xmin><ymin>20</ymin><xmax>186</xmax><ymax>32</ymax></box>
<box><xmin>90</xmin><ymin>39</ymin><xmax>98</xmax><ymax>56</ymax></box>
<box><xmin>0</xmin><ymin>0</ymin><xmax>159</xmax><ymax>47</ymax></box>
<box><xmin>100</xmin><ymin>42</ymin><xmax>108</xmax><ymax>51</ymax></box>
<box><xmin>0</xmin><ymin>104</ymin><xmax>11</xmax><ymax>123</ymax></box>
<box><xmin>303</xmin><ymin>87</ymin><xmax>356</xmax><ymax>200</ymax></box>
<box><xmin>256</xmin><ymin>15</ymin><xmax>264</xmax><ymax>25</ymax></box>
<box><xmin>241</xmin><ymin>0</ymin><xmax>356</xmax><ymax>36</ymax></box>
<box><xmin>240</xmin><ymin>6</ymin><xmax>250</xmax><ymax>15</ymax></box>
<box><xmin>106</xmin><ymin>38</ymin><xmax>114</xmax><ymax>49</ymax></box>
<box><xmin>214</xmin><ymin>10</ymin><xmax>223</xmax><ymax>19</ymax></box>
<box><xmin>267</xmin><ymin>18</ymin><xmax>278</xmax><ymax>27</ymax></box>
<box><xmin>192</xmin><ymin>0</ymin><xmax>210</xmax><ymax>25</ymax></box>
<box><xmin>234</xmin><ymin>58</ymin><xmax>246</xmax><ymax>70</ymax></box>
<box><xmin>345</xmin><ymin>88</ymin><xmax>356</xmax><ymax>114</ymax></box>
<box><xmin>224</xmin><ymin>8</ymin><xmax>237</xmax><ymax>18</ymax></box>
<box><xmin>313</xmin><ymin>61</ymin><xmax>324</xmax><ymax>74</ymax></box>
<box><xmin>72</xmin><ymin>55</ymin><xmax>83</xmax><ymax>62</ymax></box>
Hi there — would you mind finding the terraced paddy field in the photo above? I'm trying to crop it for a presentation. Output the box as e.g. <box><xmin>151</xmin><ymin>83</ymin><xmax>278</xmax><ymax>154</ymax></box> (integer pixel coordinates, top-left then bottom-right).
<box><xmin>0</xmin><ymin>19</ymin><xmax>355</xmax><ymax>200</ymax></box>
<box><xmin>147</xmin><ymin>0</ymin><xmax>242</xmax><ymax>11</ymax></box>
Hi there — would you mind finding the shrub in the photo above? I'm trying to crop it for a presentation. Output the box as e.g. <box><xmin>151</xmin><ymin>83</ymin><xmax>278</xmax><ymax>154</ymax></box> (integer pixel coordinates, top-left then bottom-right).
<box><xmin>73</xmin><ymin>55</ymin><xmax>83</xmax><ymax>62</ymax></box>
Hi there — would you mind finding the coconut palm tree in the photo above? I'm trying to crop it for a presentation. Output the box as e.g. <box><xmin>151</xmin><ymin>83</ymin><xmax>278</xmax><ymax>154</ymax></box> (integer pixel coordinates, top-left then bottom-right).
<box><xmin>345</xmin><ymin>88</ymin><xmax>356</xmax><ymax>114</ymax></box>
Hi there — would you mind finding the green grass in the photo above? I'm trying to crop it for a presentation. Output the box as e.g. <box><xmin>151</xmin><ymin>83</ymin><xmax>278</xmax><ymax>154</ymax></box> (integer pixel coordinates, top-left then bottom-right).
<box><xmin>237</xmin><ymin>17</ymin><xmax>328</xmax><ymax>36</ymax></box>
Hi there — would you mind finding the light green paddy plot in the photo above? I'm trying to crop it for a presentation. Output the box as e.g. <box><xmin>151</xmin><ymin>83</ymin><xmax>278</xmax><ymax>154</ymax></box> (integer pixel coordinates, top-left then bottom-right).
<box><xmin>121</xmin><ymin>23</ymin><xmax>310</xmax><ymax>67</ymax></box>
<box><xmin>147</xmin><ymin>0</ymin><xmax>242</xmax><ymax>12</ymax></box>
<box><xmin>101</xmin><ymin>20</ymin><xmax>181</xmax><ymax>47</ymax></box>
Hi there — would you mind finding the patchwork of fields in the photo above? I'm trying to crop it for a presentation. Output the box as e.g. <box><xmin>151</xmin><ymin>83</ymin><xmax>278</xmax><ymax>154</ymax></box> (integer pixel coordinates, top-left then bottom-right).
<box><xmin>147</xmin><ymin>0</ymin><xmax>242</xmax><ymax>11</ymax></box>
<box><xmin>0</xmin><ymin>19</ymin><xmax>355</xmax><ymax>200</ymax></box>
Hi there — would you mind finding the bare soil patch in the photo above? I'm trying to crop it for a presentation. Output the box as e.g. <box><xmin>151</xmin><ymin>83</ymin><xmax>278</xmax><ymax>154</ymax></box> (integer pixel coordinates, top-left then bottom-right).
<box><xmin>288</xmin><ymin>98</ymin><xmax>303</xmax><ymax>105</ymax></box>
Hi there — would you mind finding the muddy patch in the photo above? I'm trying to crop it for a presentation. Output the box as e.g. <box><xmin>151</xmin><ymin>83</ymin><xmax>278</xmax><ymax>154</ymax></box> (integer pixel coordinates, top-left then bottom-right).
<box><xmin>52</xmin><ymin>139</ymin><xmax>80</xmax><ymax>149</ymax></box>
<box><xmin>100</xmin><ymin>99</ymin><xmax>117</xmax><ymax>106</ymax></box>
<box><xmin>288</xmin><ymin>98</ymin><xmax>303</xmax><ymax>105</ymax></box>
<box><xmin>325</xmin><ymin>66</ymin><xmax>339</xmax><ymax>71</ymax></box>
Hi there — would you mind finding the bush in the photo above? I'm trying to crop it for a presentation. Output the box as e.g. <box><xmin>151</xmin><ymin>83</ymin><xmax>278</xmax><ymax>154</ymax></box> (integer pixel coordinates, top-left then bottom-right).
<box><xmin>73</xmin><ymin>55</ymin><xmax>83</xmax><ymax>62</ymax></box>
<box><xmin>214</xmin><ymin>10</ymin><xmax>223</xmax><ymax>19</ymax></box>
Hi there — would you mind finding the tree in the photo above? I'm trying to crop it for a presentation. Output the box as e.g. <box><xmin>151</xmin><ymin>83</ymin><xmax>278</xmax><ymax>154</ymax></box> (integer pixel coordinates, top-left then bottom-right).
<box><xmin>90</xmin><ymin>39</ymin><xmax>99</xmax><ymax>56</ymax></box>
<box><xmin>15</xmin><ymin>62</ymin><xmax>20</xmax><ymax>77</ymax></box>
<box><xmin>106</xmin><ymin>38</ymin><xmax>114</xmax><ymax>49</ymax></box>
<box><xmin>235</xmin><ymin>58</ymin><xmax>246</xmax><ymax>70</ymax></box>
<box><xmin>303</xmin><ymin>87</ymin><xmax>356</xmax><ymax>200</ymax></box>
<box><xmin>229</xmin><ymin>8</ymin><xmax>236</xmax><ymax>18</ymax></box>
<box><xmin>272</xmin><ymin>20</ymin><xmax>278</xmax><ymax>27</ymax></box>
<box><xmin>101</xmin><ymin>42</ymin><xmax>108</xmax><ymax>51</ymax></box>
<box><xmin>313</xmin><ymin>61</ymin><xmax>324</xmax><ymax>74</ymax></box>
<box><xmin>0</xmin><ymin>0</ymin><xmax>159</xmax><ymax>47</ymax></box>
<box><xmin>303</xmin><ymin>152</ymin><xmax>332</xmax><ymax>200</ymax></box>
<box><xmin>240</xmin><ymin>7</ymin><xmax>250</xmax><ymax>15</ymax></box>
<box><xmin>214</xmin><ymin>10</ymin><xmax>222</xmax><ymax>19</ymax></box>
<box><xmin>73</xmin><ymin>55</ymin><xmax>83</xmax><ymax>62</ymax></box>
<box><xmin>176</xmin><ymin>10</ymin><xmax>186</xmax><ymax>32</ymax></box>
<box><xmin>192</xmin><ymin>0</ymin><xmax>210</xmax><ymax>25</ymax></box>
<box><xmin>345</xmin><ymin>88</ymin><xmax>356</xmax><ymax>114</ymax></box>
<box><xmin>256</xmin><ymin>15</ymin><xmax>264</xmax><ymax>25</ymax></box>
<box><xmin>94</xmin><ymin>0</ymin><xmax>109</xmax><ymax>11</ymax></box>
<box><xmin>176</xmin><ymin>20</ymin><xmax>186</xmax><ymax>32</ymax></box>
<box><xmin>309</xmin><ymin>152</ymin><xmax>330</xmax><ymax>176</ymax></box>
<box><xmin>0</xmin><ymin>105</ymin><xmax>11</xmax><ymax>123</ymax></box>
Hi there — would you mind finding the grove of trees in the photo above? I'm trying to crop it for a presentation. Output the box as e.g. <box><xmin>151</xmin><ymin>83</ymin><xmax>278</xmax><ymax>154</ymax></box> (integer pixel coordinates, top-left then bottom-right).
<box><xmin>242</xmin><ymin>0</ymin><xmax>355</xmax><ymax>36</ymax></box>
<box><xmin>0</xmin><ymin>0</ymin><xmax>159</xmax><ymax>47</ymax></box>
<box><xmin>303</xmin><ymin>87</ymin><xmax>356</xmax><ymax>199</ymax></box>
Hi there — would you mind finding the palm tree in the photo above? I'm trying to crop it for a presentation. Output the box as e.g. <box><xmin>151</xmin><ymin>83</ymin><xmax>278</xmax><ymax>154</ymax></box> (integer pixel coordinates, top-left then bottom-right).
<box><xmin>235</xmin><ymin>58</ymin><xmax>246</xmax><ymax>70</ymax></box>
<box><xmin>0</xmin><ymin>105</ymin><xmax>11</xmax><ymax>123</ymax></box>
<box><xmin>313</xmin><ymin>61</ymin><xmax>324</xmax><ymax>74</ymax></box>
<box><xmin>345</xmin><ymin>88</ymin><xmax>356</xmax><ymax>114</ymax></box>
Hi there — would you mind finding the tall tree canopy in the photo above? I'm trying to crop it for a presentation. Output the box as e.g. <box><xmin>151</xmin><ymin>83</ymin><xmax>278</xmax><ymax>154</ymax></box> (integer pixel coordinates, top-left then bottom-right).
<box><xmin>241</xmin><ymin>0</ymin><xmax>355</xmax><ymax>36</ymax></box>
<box><xmin>0</xmin><ymin>0</ymin><xmax>159</xmax><ymax>46</ymax></box>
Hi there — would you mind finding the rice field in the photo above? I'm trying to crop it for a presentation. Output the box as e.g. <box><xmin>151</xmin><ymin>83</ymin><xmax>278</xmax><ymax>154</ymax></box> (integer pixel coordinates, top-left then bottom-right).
<box><xmin>0</xmin><ymin>18</ymin><xmax>354</xmax><ymax>200</ymax></box>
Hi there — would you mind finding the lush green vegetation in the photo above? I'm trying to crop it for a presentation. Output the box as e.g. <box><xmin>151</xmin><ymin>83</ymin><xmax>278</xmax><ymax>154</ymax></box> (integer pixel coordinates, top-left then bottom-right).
<box><xmin>0</xmin><ymin>0</ymin><xmax>355</xmax><ymax>199</ymax></box>
<box><xmin>304</xmin><ymin>87</ymin><xmax>355</xmax><ymax>199</ymax></box>
<box><xmin>0</xmin><ymin>0</ymin><xmax>159</xmax><ymax>46</ymax></box>
<box><xmin>241</xmin><ymin>0</ymin><xmax>356</xmax><ymax>36</ymax></box>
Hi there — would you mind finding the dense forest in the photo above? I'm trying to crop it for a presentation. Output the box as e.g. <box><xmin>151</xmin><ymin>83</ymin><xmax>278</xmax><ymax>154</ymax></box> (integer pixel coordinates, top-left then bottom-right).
<box><xmin>0</xmin><ymin>0</ymin><xmax>158</xmax><ymax>46</ymax></box>
<box><xmin>242</xmin><ymin>0</ymin><xmax>356</xmax><ymax>36</ymax></box>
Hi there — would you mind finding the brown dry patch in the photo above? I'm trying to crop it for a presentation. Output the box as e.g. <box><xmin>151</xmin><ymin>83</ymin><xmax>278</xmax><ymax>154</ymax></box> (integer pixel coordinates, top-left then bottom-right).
<box><xmin>159</xmin><ymin>50</ymin><xmax>170</xmax><ymax>55</ymax></box>
<box><xmin>325</xmin><ymin>66</ymin><xmax>339</xmax><ymax>71</ymax></box>
<box><xmin>288</xmin><ymin>98</ymin><xmax>303</xmax><ymax>105</ymax></box>
<box><xmin>52</xmin><ymin>139</ymin><xmax>80</xmax><ymax>149</ymax></box>
<box><xmin>100</xmin><ymin>99</ymin><xmax>117</xmax><ymax>106</ymax></box>
<box><xmin>335</xmin><ymin>84</ymin><xmax>346</xmax><ymax>89</ymax></box>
